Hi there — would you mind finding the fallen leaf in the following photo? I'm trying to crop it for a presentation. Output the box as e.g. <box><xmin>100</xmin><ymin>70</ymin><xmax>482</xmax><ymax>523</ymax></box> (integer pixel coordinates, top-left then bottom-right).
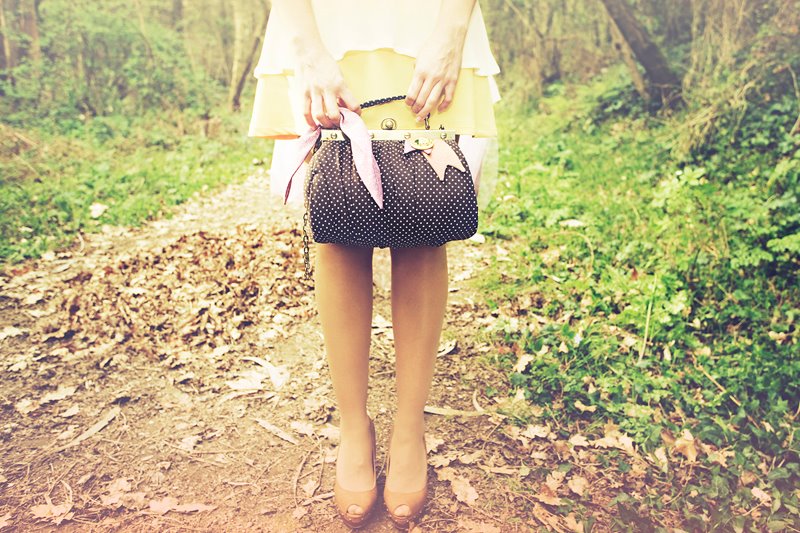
<box><xmin>673</xmin><ymin>429</ymin><xmax>698</xmax><ymax>463</ymax></box>
<box><xmin>318</xmin><ymin>425</ymin><xmax>340</xmax><ymax>442</ymax></box>
<box><xmin>301</xmin><ymin>478</ymin><xmax>318</xmax><ymax>497</ymax></box>
<box><xmin>564</xmin><ymin>513</ymin><xmax>584</xmax><ymax>533</ymax></box>
<box><xmin>740</xmin><ymin>471</ymin><xmax>757</xmax><ymax>486</ymax></box>
<box><xmin>708</xmin><ymin>449</ymin><xmax>735</xmax><ymax>468</ymax></box>
<box><xmin>514</xmin><ymin>352</ymin><xmax>534</xmax><ymax>373</ymax></box>
<box><xmin>149</xmin><ymin>497</ymin><xmax>179</xmax><ymax>515</ymax></box>
<box><xmin>179</xmin><ymin>435</ymin><xmax>202</xmax><ymax>452</ymax></box>
<box><xmin>559</xmin><ymin>219</ymin><xmax>586</xmax><ymax>228</ymax></box>
<box><xmin>14</xmin><ymin>398</ymin><xmax>36</xmax><ymax>415</ymax></box>
<box><xmin>290</xmin><ymin>420</ymin><xmax>314</xmax><ymax>437</ymax></box>
<box><xmin>30</xmin><ymin>500</ymin><xmax>73</xmax><ymax>525</ymax></box>
<box><xmin>523</xmin><ymin>425</ymin><xmax>550</xmax><ymax>439</ymax></box>
<box><xmin>0</xmin><ymin>326</ymin><xmax>24</xmax><ymax>341</ymax></box>
<box><xmin>653</xmin><ymin>447</ymin><xmax>668</xmax><ymax>472</ymax></box>
<box><xmin>101</xmin><ymin>478</ymin><xmax>132</xmax><ymax>505</ymax></box>
<box><xmin>0</xmin><ymin>513</ymin><xmax>12</xmax><ymax>528</ymax></box>
<box><xmin>437</xmin><ymin>339</ymin><xmax>458</xmax><ymax>357</ymax></box>
<box><xmin>90</xmin><ymin>202</ymin><xmax>108</xmax><ymax>218</ymax></box>
<box><xmin>574</xmin><ymin>400</ymin><xmax>596</xmax><ymax>413</ymax></box>
<box><xmin>458</xmin><ymin>450</ymin><xmax>482</xmax><ymax>465</ymax></box>
<box><xmin>292</xmin><ymin>506</ymin><xmax>308</xmax><ymax>520</ymax></box>
<box><xmin>568</xmin><ymin>476</ymin><xmax>589</xmax><ymax>496</ymax></box>
<box><xmin>425</xmin><ymin>434</ymin><xmax>445</xmax><ymax>453</ymax></box>
<box><xmin>530</xmin><ymin>450</ymin><xmax>549</xmax><ymax>461</ymax></box>
<box><xmin>533</xmin><ymin>484</ymin><xmax>562</xmax><ymax>506</ymax></box>
<box><xmin>60</xmin><ymin>405</ymin><xmax>80</xmax><ymax>418</ymax></box>
<box><xmin>450</xmin><ymin>476</ymin><xmax>478</xmax><ymax>506</ymax></box>
<box><xmin>545</xmin><ymin>471</ymin><xmax>566</xmax><ymax>492</ymax></box>
<box><xmin>436</xmin><ymin>467</ymin><xmax>478</xmax><ymax>506</ymax></box>
<box><xmin>751</xmin><ymin>487</ymin><xmax>771</xmax><ymax>505</ymax></box>
<box><xmin>569</xmin><ymin>434</ymin><xmax>589</xmax><ymax>447</ymax></box>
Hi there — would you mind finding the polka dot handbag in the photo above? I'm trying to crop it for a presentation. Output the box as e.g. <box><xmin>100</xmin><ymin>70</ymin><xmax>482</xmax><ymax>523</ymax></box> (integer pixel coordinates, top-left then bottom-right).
<box><xmin>304</xmin><ymin>96</ymin><xmax>478</xmax><ymax>250</ymax></box>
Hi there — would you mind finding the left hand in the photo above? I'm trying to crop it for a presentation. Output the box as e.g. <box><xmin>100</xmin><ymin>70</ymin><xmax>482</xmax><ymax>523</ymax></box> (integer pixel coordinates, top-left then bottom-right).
<box><xmin>405</xmin><ymin>35</ymin><xmax>465</xmax><ymax>122</ymax></box>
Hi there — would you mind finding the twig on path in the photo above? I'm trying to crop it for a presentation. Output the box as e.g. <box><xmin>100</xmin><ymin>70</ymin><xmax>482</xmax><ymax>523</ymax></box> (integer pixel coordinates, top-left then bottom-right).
<box><xmin>162</xmin><ymin>442</ymin><xmax>228</xmax><ymax>467</ymax></box>
<box><xmin>53</xmin><ymin>406</ymin><xmax>120</xmax><ymax>453</ymax></box>
<box><xmin>44</xmin><ymin>461</ymin><xmax>78</xmax><ymax>499</ymax></box>
<box><xmin>480</xmin><ymin>418</ymin><xmax>506</xmax><ymax>452</ymax></box>
<box><xmin>254</xmin><ymin>418</ymin><xmax>299</xmax><ymax>445</ymax></box>
<box><xmin>424</xmin><ymin>405</ymin><xmax>503</xmax><ymax>418</ymax></box>
<box><xmin>293</xmin><ymin>450</ymin><xmax>313</xmax><ymax>508</ymax></box>
<box><xmin>299</xmin><ymin>490</ymin><xmax>334</xmax><ymax>506</ymax></box>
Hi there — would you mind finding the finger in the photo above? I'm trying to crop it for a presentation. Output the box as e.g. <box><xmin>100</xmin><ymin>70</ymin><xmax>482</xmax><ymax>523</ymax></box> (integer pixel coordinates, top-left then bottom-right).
<box><xmin>311</xmin><ymin>90</ymin><xmax>333</xmax><ymax>128</ymax></box>
<box><xmin>323</xmin><ymin>90</ymin><xmax>341</xmax><ymax>126</ymax></box>
<box><xmin>406</xmin><ymin>72</ymin><xmax>424</xmax><ymax>108</ymax></box>
<box><xmin>303</xmin><ymin>92</ymin><xmax>315</xmax><ymax>128</ymax></box>
<box><xmin>338</xmin><ymin>87</ymin><xmax>361</xmax><ymax>115</ymax></box>
<box><xmin>416</xmin><ymin>80</ymin><xmax>443</xmax><ymax>122</ymax></box>
<box><xmin>412</xmin><ymin>77</ymin><xmax>437</xmax><ymax>118</ymax></box>
<box><xmin>438</xmin><ymin>82</ymin><xmax>456</xmax><ymax>112</ymax></box>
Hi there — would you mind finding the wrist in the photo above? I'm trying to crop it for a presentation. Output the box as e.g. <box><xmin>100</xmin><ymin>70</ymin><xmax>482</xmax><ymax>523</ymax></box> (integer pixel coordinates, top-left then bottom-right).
<box><xmin>291</xmin><ymin>36</ymin><xmax>327</xmax><ymax>64</ymax></box>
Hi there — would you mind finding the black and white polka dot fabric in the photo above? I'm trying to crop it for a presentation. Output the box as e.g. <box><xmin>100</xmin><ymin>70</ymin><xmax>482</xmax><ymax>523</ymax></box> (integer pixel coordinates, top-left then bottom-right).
<box><xmin>305</xmin><ymin>139</ymin><xmax>478</xmax><ymax>248</ymax></box>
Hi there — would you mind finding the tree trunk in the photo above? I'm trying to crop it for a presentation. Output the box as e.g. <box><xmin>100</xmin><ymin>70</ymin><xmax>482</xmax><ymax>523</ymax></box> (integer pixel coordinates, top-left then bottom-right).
<box><xmin>227</xmin><ymin>0</ymin><xmax>245</xmax><ymax>110</ymax></box>
<box><xmin>229</xmin><ymin>4</ymin><xmax>269</xmax><ymax>112</ymax></box>
<box><xmin>0</xmin><ymin>0</ymin><xmax>15</xmax><ymax>70</ymax></box>
<box><xmin>599</xmin><ymin>0</ymin><xmax>683</xmax><ymax>108</ymax></box>
<box><xmin>19</xmin><ymin>0</ymin><xmax>39</xmax><ymax>62</ymax></box>
<box><xmin>609</xmin><ymin>16</ymin><xmax>649</xmax><ymax>100</ymax></box>
<box><xmin>171</xmin><ymin>0</ymin><xmax>183</xmax><ymax>32</ymax></box>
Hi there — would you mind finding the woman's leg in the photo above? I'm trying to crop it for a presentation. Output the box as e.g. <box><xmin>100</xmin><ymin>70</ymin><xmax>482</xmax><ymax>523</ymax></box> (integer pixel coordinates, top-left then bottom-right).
<box><xmin>315</xmin><ymin>244</ymin><xmax>375</xmax><ymax>509</ymax></box>
<box><xmin>386</xmin><ymin>245</ymin><xmax>448</xmax><ymax>515</ymax></box>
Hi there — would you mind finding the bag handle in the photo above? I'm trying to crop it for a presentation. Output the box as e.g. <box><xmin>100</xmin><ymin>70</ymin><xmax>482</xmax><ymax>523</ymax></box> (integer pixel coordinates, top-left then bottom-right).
<box><xmin>361</xmin><ymin>95</ymin><xmax>406</xmax><ymax>109</ymax></box>
<box><xmin>360</xmin><ymin>95</ymin><xmax>431</xmax><ymax>130</ymax></box>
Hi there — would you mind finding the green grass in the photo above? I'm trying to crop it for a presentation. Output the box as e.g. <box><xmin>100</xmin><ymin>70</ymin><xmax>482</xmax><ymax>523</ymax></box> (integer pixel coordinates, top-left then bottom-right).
<box><xmin>479</xmin><ymin>66</ymin><xmax>800</xmax><ymax>530</ymax></box>
<box><xmin>0</xmin><ymin>110</ymin><xmax>270</xmax><ymax>263</ymax></box>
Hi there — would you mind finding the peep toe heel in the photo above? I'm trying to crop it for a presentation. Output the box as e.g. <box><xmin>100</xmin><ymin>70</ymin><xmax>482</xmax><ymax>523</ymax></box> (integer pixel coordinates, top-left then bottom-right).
<box><xmin>382</xmin><ymin>435</ymin><xmax>428</xmax><ymax>529</ymax></box>
<box><xmin>334</xmin><ymin>418</ymin><xmax>378</xmax><ymax>529</ymax></box>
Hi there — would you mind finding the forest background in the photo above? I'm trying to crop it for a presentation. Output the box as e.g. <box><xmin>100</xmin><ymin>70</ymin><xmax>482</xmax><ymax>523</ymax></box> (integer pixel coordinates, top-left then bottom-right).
<box><xmin>1</xmin><ymin>0</ymin><xmax>798</xmax><ymax>530</ymax></box>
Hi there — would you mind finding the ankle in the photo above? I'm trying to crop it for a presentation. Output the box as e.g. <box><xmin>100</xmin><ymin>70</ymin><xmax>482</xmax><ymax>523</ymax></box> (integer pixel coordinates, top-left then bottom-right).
<box><xmin>391</xmin><ymin>414</ymin><xmax>425</xmax><ymax>438</ymax></box>
<box><xmin>338</xmin><ymin>412</ymin><xmax>372</xmax><ymax>433</ymax></box>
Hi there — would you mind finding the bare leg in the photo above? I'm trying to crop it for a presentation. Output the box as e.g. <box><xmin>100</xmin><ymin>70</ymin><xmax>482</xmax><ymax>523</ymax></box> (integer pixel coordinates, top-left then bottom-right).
<box><xmin>386</xmin><ymin>245</ymin><xmax>448</xmax><ymax>516</ymax></box>
<box><xmin>315</xmin><ymin>244</ymin><xmax>375</xmax><ymax>513</ymax></box>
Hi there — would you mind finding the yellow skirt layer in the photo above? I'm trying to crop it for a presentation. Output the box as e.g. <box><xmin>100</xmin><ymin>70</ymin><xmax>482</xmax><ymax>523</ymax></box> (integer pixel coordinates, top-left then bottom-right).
<box><xmin>249</xmin><ymin>49</ymin><xmax>497</xmax><ymax>139</ymax></box>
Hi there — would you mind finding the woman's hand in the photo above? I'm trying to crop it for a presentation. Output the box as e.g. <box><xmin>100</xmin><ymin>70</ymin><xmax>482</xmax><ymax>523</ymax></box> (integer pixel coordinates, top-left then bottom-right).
<box><xmin>405</xmin><ymin>36</ymin><xmax>464</xmax><ymax>123</ymax></box>
<box><xmin>297</xmin><ymin>49</ymin><xmax>361</xmax><ymax>129</ymax></box>
<box><xmin>405</xmin><ymin>0</ymin><xmax>476</xmax><ymax>122</ymax></box>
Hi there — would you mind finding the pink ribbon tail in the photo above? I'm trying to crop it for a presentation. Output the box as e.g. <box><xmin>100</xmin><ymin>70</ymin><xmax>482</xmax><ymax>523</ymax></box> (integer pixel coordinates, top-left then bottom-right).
<box><xmin>404</xmin><ymin>139</ymin><xmax>465</xmax><ymax>181</ymax></box>
<box><xmin>283</xmin><ymin>127</ymin><xmax>321</xmax><ymax>204</ymax></box>
<box><xmin>340</xmin><ymin>108</ymin><xmax>383</xmax><ymax>208</ymax></box>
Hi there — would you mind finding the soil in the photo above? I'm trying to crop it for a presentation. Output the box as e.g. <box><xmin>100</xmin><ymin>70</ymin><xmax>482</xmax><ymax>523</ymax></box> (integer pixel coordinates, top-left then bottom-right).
<box><xmin>0</xmin><ymin>171</ymin><xmax>621</xmax><ymax>532</ymax></box>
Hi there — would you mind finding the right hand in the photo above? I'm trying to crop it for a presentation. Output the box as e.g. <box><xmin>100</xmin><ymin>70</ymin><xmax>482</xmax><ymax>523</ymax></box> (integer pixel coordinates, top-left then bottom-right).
<box><xmin>296</xmin><ymin>51</ymin><xmax>360</xmax><ymax>128</ymax></box>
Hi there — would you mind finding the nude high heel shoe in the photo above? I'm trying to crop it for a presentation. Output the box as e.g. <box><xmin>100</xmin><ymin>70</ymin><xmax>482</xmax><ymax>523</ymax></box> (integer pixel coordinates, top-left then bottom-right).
<box><xmin>334</xmin><ymin>418</ymin><xmax>378</xmax><ymax>529</ymax></box>
<box><xmin>382</xmin><ymin>434</ymin><xmax>428</xmax><ymax>529</ymax></box>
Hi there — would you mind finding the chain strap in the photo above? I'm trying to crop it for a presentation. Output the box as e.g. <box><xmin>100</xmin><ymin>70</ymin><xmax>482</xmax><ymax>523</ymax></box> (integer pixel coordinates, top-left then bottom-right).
<box><xmin>302</xmin><ymin>184</ymin><xmax>312</xmax><ymax>280</ymax></box>
<box><xmin>360</xmin><ymin>95</ymin><xmax>406</xmax><ymax>109</ymax></box>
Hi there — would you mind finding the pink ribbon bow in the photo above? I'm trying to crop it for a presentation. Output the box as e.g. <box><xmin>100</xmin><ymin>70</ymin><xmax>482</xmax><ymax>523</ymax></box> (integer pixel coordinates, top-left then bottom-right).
<box><xmin>283</xmin><ymin>108</ymin><xmax>383</xmax><ymax>209</ymax></box>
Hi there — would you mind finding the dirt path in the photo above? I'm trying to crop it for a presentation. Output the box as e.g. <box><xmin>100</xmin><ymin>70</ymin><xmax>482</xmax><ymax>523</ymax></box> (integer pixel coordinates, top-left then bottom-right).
<box><xmin>1</xmin><ymin>169</ymin><xmax>574</xmax><ymax>533</ymax></box>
